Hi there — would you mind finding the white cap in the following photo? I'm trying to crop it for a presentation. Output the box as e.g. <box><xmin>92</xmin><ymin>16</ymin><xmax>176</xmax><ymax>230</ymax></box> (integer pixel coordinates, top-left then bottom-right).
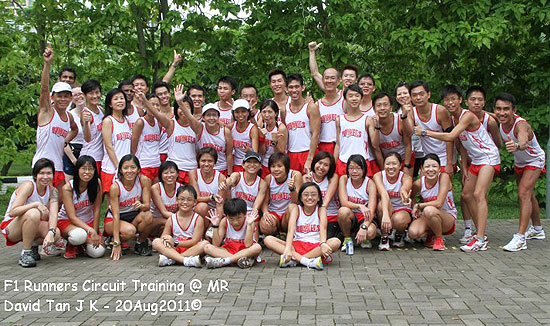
<box><xmin>232</xmin><ymin>99</ymin><xmax>250</xmax><ymax>111</ymax></box>
<box><xmin>51</xmin><ymin>82</ymin><xmax>72</xmax><ymax>95</ymax></box>
<box><xmin>202</xmin><ymin>103</ymin><xmax>220</xmax><ymax>115</ymax></box>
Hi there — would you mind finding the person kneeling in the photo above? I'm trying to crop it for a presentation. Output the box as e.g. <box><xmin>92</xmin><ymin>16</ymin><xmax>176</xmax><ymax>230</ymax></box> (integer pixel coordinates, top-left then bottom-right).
<box><xmin>264</xmin><ymin>182</ymin><xmax>340</xmax><ymax>270</ymax></box>
<box><xmin>153</xmin><ymin>185</ymin><xmax>208</xmax><ymax>267</ymax></box>
<box><xmin>203</xmin><ymin>198</ymin><xmax>262</xmax><ymax>269</ymax></box>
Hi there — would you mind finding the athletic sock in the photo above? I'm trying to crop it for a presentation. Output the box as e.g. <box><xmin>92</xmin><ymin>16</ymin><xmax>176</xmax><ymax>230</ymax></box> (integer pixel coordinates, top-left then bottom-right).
<box><xmin>517</xmin><ymin>233</ymin><xmax>526</xmax><ymax>241</ymax></box>
<box><xmin>221</xmin><ymin>257</ymin><xmax>231</xmax><ymax>266</ymax></box>
<box><xmin>534</xmin><ymin>225</ymin><xmax>543</xmax><ymax>232</ymax></box>
<box><xmin>464</xmin><ymin>220</ymin><xmax>473</xmax><ymax>229</ymax></box>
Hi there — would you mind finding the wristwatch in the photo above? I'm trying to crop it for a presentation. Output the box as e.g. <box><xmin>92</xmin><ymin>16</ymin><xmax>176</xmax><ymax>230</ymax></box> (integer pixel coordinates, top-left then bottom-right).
<box><xmin>360</xmin><ymin>223</ymin><xmax>368</xmax><ymax>230</ymax></box>
<box><xmin>289</xmin><ymin>185</ymin><xmax>296</xmax><ymax>192</ymax></box>
<box><xmin>404</xmin><ymin>163</ymin><xmax>412</xmax><ymax>168</ymax></box>
<box><xmin>420</xmin><ymin>130</ymin><xmax>427</xmax><ymax>137</ymax></box>
<box><xmin>48</xmin><ymin>228</ymin><xmax>56</xmax><ymax>236</ymax></box>
<box><xmin>515</xmin><ymin>142</ymin><xmax>521</xmax><ymax>151</ymax></box>
<box><xmin>400</xmin><ymin>114</ymin><xmax>408</xmax><ymax>120</ymax></box>
<box><xmin>173</xmin><ymin>239</ymin><xmax>179</xmax><ymax>247</ymax></box>
<box><xmin>112</xmin><ymin>240</ymin><xmax>120</xmax><ymax>247</ymax></box>
<box><xmin>271</xmin><ymin>140</ymin><xmax>278</xmax><ymax>147</ymax></box>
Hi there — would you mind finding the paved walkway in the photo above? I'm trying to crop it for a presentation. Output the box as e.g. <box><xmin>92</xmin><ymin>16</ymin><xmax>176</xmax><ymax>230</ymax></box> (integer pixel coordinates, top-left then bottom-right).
<box><xmin>0</xmin><ymin>219</ymin><xmax>549</xmax><ymax>326</ymax></box>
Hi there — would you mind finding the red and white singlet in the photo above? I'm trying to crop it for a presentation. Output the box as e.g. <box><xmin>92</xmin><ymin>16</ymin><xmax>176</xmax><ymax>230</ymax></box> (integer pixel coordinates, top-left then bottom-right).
<box><xmin>135</xmin><ymin>117</ymin><xmax>161</xmax><ymax>168</ymax></box>
<box><xmin>230</xmin><ymin>172</ymin><xmax>261</xmax><ymax>212</ymax></box>
<box><xmin>499</xmin><ymin>116</ymin><xmax>545</xmax><ymax>169</ymax></box>
<box><xmin>480</xmin><ymin>111</ymin><xmax>490</xmax><ymax>131</ymax></box>
<box><xmin>167</xmin><ymin>119</ymin><xmax>198</xmax><ymax>172</ymax></box>
<box><xmin>345</xmin><ymin>177</ymin><xmax>370</xmax><ymax>214</ymax></box>
<box><xmin>69</xmin><ymin>109</ymin><xmax>85</xmax><ymax>144</ymax></box>
<box><xmin>2</xmin><ymin>180</ymin><xmax>50</xmax><ymax>225</ymax></box>
<box><xmin>381</xmin><ymin>171</ymin><xmax>410</xmax><ymax>212</ymax></box>
<box><xmin>286</xmin><ymin>102</ymin><xmax>311</xmax><ymax>152</ymax></box>
<box><xmin>159</xmin><ymin>112</ymin><xmax>174</xmax><ymax>156</ymax></box>
<box><xmin>215</xmin><ymin>101</ymin><xmax>233</xmax><ymax>126</ymax></box>
<box><xmin>58</xmin><ymin>180</ymin><xmax>94</xmax><ymax>224</ymax></box>
<box><xmin>232</xmin><ymin>122</ymin><xmax>254</xmax><ymax>166</ymax></box>
<box><xmin>413</xmin><ymin>103</ymin><xmax>448</xmax><ymax>165</ymax></box>
<box><xmin>338</xmin><ymin>114</ymin><xmax>368</xmax><ymax>162</ymax></box>
<box><xmin>80</xmin><ymin>106</ymin><xmax>104</xmax><ymax>162</ymax></box>
<box><xmin>456</xmin><ymin>111</ymin><xmax>500</xmax><ymax>166</ymax></box>
<box><xmin>268</xmin><ymin>170</ymin><xmax>295</xmax><ymax>215</ymax></box>
<box><xmin>261</xmin><ymin>122</ymin><xmax>280</xmax><ymax>168</ymax></box>
<box><xmin>127</xmin><ymin>105</ymin><xmax>141</xmax><ymax>130</ymax></box>
<box><xmin>294</xmin><ymin>206</ymin><xmax>321</xmax><ymax>243</ymax></box>
<box><xmin>197</xmin><ymin>126</ymin><xmax>228</xmax><ymax>171</ymax></box>
<box><xmin>311</xmin><ymin>173</ymin><xmax>339</xmax><ymax>218</ymax></box>
<box><xmin>101</xmin><ymin>116</ymin><xmax>132</xmax><ymax>174</ymax></box>
<box><xmin>379</xmin><ymin>113</ymin><xmax>406</xmax><ymax>158</ymax></box>
<box><xmin>419</xmin><ymin>175</ymin><xmax>457</xmax><ymax>218</ymax></box>
<box><xmin>318</xmin><ymin>94</ymin><xmax>344</xmax><ymax>143</ymax></box>
<box><xmin>196</xmin><ymin>169</ymin><xmax>221</xmax><ymax>209</ymax></box>
<box><xmin>32</xmin><ymin>109</ymin><xmax>71</xmax><ymax>172</ymax></box>
<box><xmin>106</xmin><ymin>178</ymin><xmax>142</xmax><ymax>217</ymax></box>
<box><xmin>150</xmin><ymin>182</ymin><xmax>181</xmax><ymax>218</ymax></box>
<box><xmin>171</xmin><ymin>212</ymin><xmax>199</xmax><ymax>240</ymax></box>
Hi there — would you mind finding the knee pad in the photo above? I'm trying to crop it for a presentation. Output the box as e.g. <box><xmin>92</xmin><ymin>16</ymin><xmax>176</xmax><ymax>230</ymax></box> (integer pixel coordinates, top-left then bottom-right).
<box><xmin>86</xmin><ymin>243</ymin><xmax>106</xmax><ymax>258</ymax></box>
<box><xmin>68</xmin><ymin>228</ymin><xmax>88</xmax><ymax>245</ymax></box>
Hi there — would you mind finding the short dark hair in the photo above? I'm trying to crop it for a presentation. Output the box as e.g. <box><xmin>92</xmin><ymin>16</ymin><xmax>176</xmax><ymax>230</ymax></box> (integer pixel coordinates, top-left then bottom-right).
<box><xmin>268</xmin><ymin>152</ymin><xmax>290</xmax><ymax>174</ymax></box>
<box><xmin>341</xmin><ymin>64</ymin><xmax>359</xmax><ymax>76</ymax></box>
<box><xmin>394</xmin><ymin>82</ymin><xmax>410</xmax><ymax>96</ymax></box>
<box><xmin>223</xmin><ymin>198</ymin><xmax>247</xmax><ymax>217</ymax></box>
<box><xmin>131</xmin><ymin>74</ymin><xmax>149</xmax><ymax>87</ymax></box>
<box><xmin>240</xmin><ymin>84</ymin><xmax>258</xmax><ymax>95</ymax></box>
<box><xmin>494</xmin><ymin>92</ymin><xmax>517</xmax><ymax>108</ymax></box>
<box><xmin>81</xmin><ymin>79</ymin><xmax>101</xmax><ymax>95</ymax></box>
<box><xmin>422</xmin><ymin>153</ymin><xmax>441</xmax><ymax>167</ymax></box>
<box><xmin>59</xmin><ymin>66</ymin><xmax>77</xmax><ymax>81</ymax></box>
<box><xmin>286</xmin><ymin>73</ymin><xmax>304</xmax><ymax>86</ymax></box>
<box><xmin>197</xmin><ymin>147</ymin><xmax>218</xmax><ymax>164</ymax></box>
<box><xmin>346</xmin><ymin>154</ymin><xmax>367</xmax><ymax>179</ymax></box>
<box><xmin>116</xmin><ymin>154</ymin><xmax>141</xmax><ymax>180</ymax></box>
<box><xmin>441</xmin><ymin>84</ymin><xmax>463</xmax><ymax>99</ymax></box>
<box><xmin>344</xmin><ymin>84</ymin><xmax>364</xmax><ymax>98</ymax></box>
<box><xmin>176</xmin><ymin>185</ymin><xmax>197</xmax><ymax>200</ymax></box>
<box><xmin>409</xmin><ymin>80</ymin><xmax>430</xmax><ymax>93</ymax></box>
<box><xmin>32</xmin><ymin>158</ymin><xmax>55</xmax><ymax>181</ymax></box>
<box><xmin>188</xmin><ymin>84</ymin><xmax>205</xmax><ymax>94</ymax></box>
<box><xmin>104</xmin><ymin>88</ymin><xmax>128</xmax><ymax>117</ymax></box>
<box><xmin>372</xmin><ymin>92</ymin><xmax>394</xmax><ymax>108</ymax></box>
<box><xmin>158</xmin><ymin>160</ymin><xmax>179</xmax><ymax>182</ymax></box>
<box><xmin>311</xmin><ymin>151</ymin><xmax>336</xmax><ymax>180</ymax></box>
<box><xmin>153</xmin><ymin>81</ymin><xmax>171</xmax><ymax>95</ymax></box>
<box><xmin>260</xmin><ymin>99</ymin><xmax>279</xmax><ymax>118</ymax></box>
<box><xmin>118</xmin><ymin>80</ymin><xmax>133</xmax><ymax>89</ymax></box>
<box><xmin>465</xmin><ymin>86</ymin><xmax>486</xmax><ymax>100</ymax></box>
<box><xmin>218</xmin><ymin>76</ymin><xmax>237</xmax><ymax>91</ymax></box>
<box><xmin>268</xmin><ymin>69</ymin><xmax>287</xmax><ymax>84</ymax></box>
<box><xmin>358</xmin><ymin>73</ymin><xmax>376</xmax><ymax>86</ymax></box>
<box><xmin>297</xmin><ymin>182</ymin><xmax>323</xmax><ymax>207</ymax></box>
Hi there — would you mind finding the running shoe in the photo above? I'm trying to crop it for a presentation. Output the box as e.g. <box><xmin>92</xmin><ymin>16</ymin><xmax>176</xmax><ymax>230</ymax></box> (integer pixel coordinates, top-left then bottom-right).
<box><xmin>378</xmin><ymin>236</ymin><xmax>390</xmax><ymax>251</ymax></box>
<box><xmin>158</xmin><ymin>254</ymin><xmax>176</xmax><ymax>267</ymax></box>
<box><xmin>183</xmin><ymin>255</ymin><xmax>202</xmax><ymax>268</ymax></box>
<box><xmin>432</xmin><ymin>237</ymin><xmax>445</xmax><ymax>251</ymax></box>
<box><xmin>237</xmin><ymin>257</ymin><xmax>254</xmax><ymax>269</ymax></box>
<box><xmin>502</xmin><ymin>234</ymin><xmax>527</xmax><ymax>252</ymax></box>
<box><xmin>306</xmin><ymin>257</ymin><xmax>324</xmax><ymax>270</ymax></box>
<box><xmin>360</xmin><ymin>239</ymin><xmax>372</xmax><ymax>249</ymax></box>
<box><xmin>525</xmin><ymin>226</ymin><xmax>545</xmax><ymax>240</ymax></box>
<box><xmin>279</xmin><ymin>255</ymin><xmax>297</xmax><ymax>268</ymax></box>
<box><xmin>459</xmin><ymin>228</ymin><xmax>475</xmax><ymax>244</ymax></box>
<box><xmin>424</xmin><ymin>234</ymin><xmax>435</xmax><ymax>248</ymax></box>
<box><xmin>30</xmin><ymin>245</ymin><xmax>41</xmax><ymax>261</ymax></box>
<box><xmin>64</xmin><ymin>244</ymin><xmax>78</xmax><ymax>259</ymax></box>
<box><xmin>392</xmin><ymin>232</ymin><xmax>405</xmax><ymax>248</ymax></box>
<box><xmin>18</xmin><ymin>250</ymin><xmax>36</xmax><ymax>268</ymax></box>
<box><xmin>460</xmin><ymin>236</ymin><xmax>487</xmax><ymax>252</ymax></box>
<box><xmin>205</xmin><ymin>256</ymin><xmax>225</xmax><ymax>269</ymax></box>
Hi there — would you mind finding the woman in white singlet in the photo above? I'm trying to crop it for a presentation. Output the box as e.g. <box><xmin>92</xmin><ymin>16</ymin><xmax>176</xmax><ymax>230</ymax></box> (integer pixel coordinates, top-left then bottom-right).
<box><xmin>150</xmin><ymin>161</ymin><xmax>181</xmax><ymax>237</ymax></box>
<box><xmin>337</xmin><ymin>154</ymin><xmax>378</xmax><ymax>251</ymax></box>
<box><xmin>152</xmin><ymin>185</ymin><xmax>208</xmax><ymax>267</ymax></box>
<box><xmin>81</xmin><ymin>80</ymin><xmax>104</xmax><ymax>173</ymax></box>
<box><xmin>373</xmin><ymin>153</ymin><xmax>413</xmax><ymax>250</ymax></box>
<box><xmin>230</xmin><ymin>99</ymin><xmax>259</xmax><ymax>172</ymax></box>
<box><xmin>58</xmin><ymin>155</ymin><xmax>105</xmax><ymax>259</ymax></box>
<box><xmin>131</xmin><ymin>94</ymin><xmax>161</xmax><ymax>182</ymax></box>
<box><xmin>103</xmin><ymin>155</ymin><xmax>154</xmax><ymax>260</ymax></box>
<box><xmin>258</xmin><ymin>99</ymin><xmax>288</xmax><ymax>178</ymax></box>
<box><xmin>260</xmin><ymin>153</ymin><xmax>303</xmax><ymax>236</ymax></box>
<box><xmin>264</xmin><ymin>182</ymin><xmax>341</xmax><ymax>270</ymax></box>
<box><xmin>409</xmin><ymin>154</ymin><xmax>457</xmax><ymax>251</ymax></box>
<box><xmin>101</xmin><ymin>88</ymin><xmax>132</xmax><ymax>194</ymax></box>
<box><xmin>63</xmin><ymin>86</ymin><xmax>87</xmax><ymax>181</ymax></box>
<box><xmin>1</xmin><ymin>159</ymin><xmax>61</xmax><ymax>267</ymax></box>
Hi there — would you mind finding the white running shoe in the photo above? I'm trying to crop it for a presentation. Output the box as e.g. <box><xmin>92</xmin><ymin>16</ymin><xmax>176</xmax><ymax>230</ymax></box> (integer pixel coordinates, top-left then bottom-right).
<box><xmin>306</xmin><ymin>257</ymin><xmax>324</xmax><ymax>270</ymax></box>
<box><xmin>378</xmin><ymin>236</ymin><xmax>390</xmax><ymax>251</ymax></box>
<box><xmin>158</xmin><ymin>254</ymin><xmax>176</xmax><ymax>267</ymax></box>
<box><xmin>205</xmin><ymin>256</ymin><xmax>224</xmax><ymax>269</ymax></box>
<box><xmin>183</xmin><ymin>255</ymin><xmax>202</xmax><ymax>268</ymax></box>
<box><xmin>525</xmin><ymin>226</ymin><xmax>545</xmax><ymax>240</ymax></box>
<box><xmin>503</xmin><ymin>234</ymin><xmax>527</xmax><ymax>252</ymax></box>
<box><xmin>360</xmin><ymin>239</ymin><xmax>372</xmax><ymax>249</ymax></box>
<box><xmin>459</xmin><ymin>228</ymin><xmax>475</xmax><ymax>244</ymax></box>
<box><xmin>460</xmin><ymin>237</ymin><xmax>487</xmax><ymax>252</ymax></box>
<box><xmin>237</xmin><ymin>257</ymin><xmax>254</xmax><ymax>269</ymax></box>
<box><xmin>279</xmin><ymin>255</ymin><xmax>297</xmax><ymax>268</ymax></box>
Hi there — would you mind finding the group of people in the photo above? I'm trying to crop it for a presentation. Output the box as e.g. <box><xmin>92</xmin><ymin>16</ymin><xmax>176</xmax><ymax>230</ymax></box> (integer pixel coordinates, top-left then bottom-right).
<box><xmin>1</xmin><ymin>42</ymin><xmax>546</xmax><ymax>270</ymax></box>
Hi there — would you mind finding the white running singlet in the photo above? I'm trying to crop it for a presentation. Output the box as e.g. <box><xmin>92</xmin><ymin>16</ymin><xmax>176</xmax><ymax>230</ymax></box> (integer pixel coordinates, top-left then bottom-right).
<box><xmin>197</xmin><ymin>126</ymin><xmax>228</xmax><ymax>171</ymax></box>
<box><xmin>101</xmin><ymin>116</ymin><xmax>132</xmax><ymax>174</ymax></box>
<box><xmin>311</xmin><ymin>173</ymin><xmax>339</xmax><ymax>217</ymax></box>
<box><xmin>231</xmin><ymin>172</ymin><xmax>261</xmax><ymax>212</ymax></box>
<box><xmin>286</xmin><ymin>102</ymin><xmax>311</xmax><ymax>152</ymax></box>
<box><xmin>69</xmin><ymin>109</ymin><xmax>85</xmax><ymax>144</ymax></box>
<box><xmin>419</xmin><ymin>175</ymin><xmax>457</xmax><ymax>218</ymax></box>
<box><xmin>413</xmin><ymin>103</ymin><xmax>448</xmax><ymax>165</ymax></box>
<box><xmin>32</xmin><ymin>109</ymin><xmax>71</xmax><ymax>172</ymax></box>
<box><xmin>499</xmin><ymin>116</ymin><xmax>545</xmax><ymax>169</ymax></box>
<box><xmin>171</xmin><ymin>212</ymin><xmax>199</xmax><ymax>240</ymax></box>
<box><xmin>232</xmin><ymin>122</ymin><xmax>254</xmax><ymax>166</ymax></box>
<box><xmin>196</xmin><ymin>169</ymin><xmax>221</xmax><ymax>209</ymax></box>
<box><xmin>58</xmin><ymin>180</ymin><xmax>94</xmax><ymax>224</ymax></box>
<box><xmin>379</xmin><ymin>113</ymin><xmax>406</xmax><ymax>158</ymax></box>
<box><xmin>127</xmin><ymin>105</ymin><xmax>141</xmax><ymax>130</ymax></box>
<box><xmin>318</xmin><ymin>94</ymin><xmax>344</xmax><ymax>143</ymax></box>
<box><xmin>456</xmin><ymin>110</ymin><xmax>500</xmax><ymax>166</ymax></box>
<box><xmin>106</xmin><ymin>178</ymin><xmax>142</xmax><ymax>217</ymax></box>
<box><xmin>3</xmin><ymin>180</ymin><xmax>50</xmax><ymax>225</ymax></box>
<box><xmin>345</xmin><ymin>177</ymin><xmax>370</xmax><ymax>214</ymax></box>
<box><xmin>294</xmin><ymin>206</ymin><xmax>321</xmax><ymax>243</ymax></box>
<box><xmin>80</xmin><ymin>106</ymin><xmax>104</xmax><ymax>162</ymax></box>
<box><xmin>150</xmin><ymin>182</ymin><xmax>181</xmax><ymax>218</ymax></box>
<box><xmin>135</xmin><ymin>117</ymin><xmax>161</xmax><ymax>168</ymax></box>
<box><xmin>381</xmin><ymin>171</ymin><xmax>410</xmax><ymax>212</ymax></box>
<box><xmin>216</xmin><ymin>102</ymin><xmax>233</xmax><ymax>126</ymax></box>
<box><xmin>167</xmin><ymin>119</ymin><xmax>198</xmax><ymax>171</ymax></box>
<box><xmin>261</xmin><ymin>122</ymin><xmax>280</xmax><ymax>168</ymax></box>
<box><xmin>268</xmin><ymin>171</ymin><xmax>295</xmax><ymax>215</ymax></box>
<box><xmin>338</xmin><ymin>114</ymin><xmax>368</xmax><ymax>162</ymax></box>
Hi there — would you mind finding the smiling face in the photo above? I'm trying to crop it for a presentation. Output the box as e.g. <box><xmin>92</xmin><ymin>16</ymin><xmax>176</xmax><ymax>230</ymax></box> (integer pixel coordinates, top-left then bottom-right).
<box><xmin>347</xmin><ymin>161</ymin><xmax>364</xmax><ymax>182</ymax></box>
<box><xmin>270</xmin><ymin>74</ymin><xmax>286</xmax><ymax>96</ymax></box>
<box><xmin>120</xmin><ymin>159</ymin><xmax>139</xmax><ymax>182</ymax></box>
<box><xmin>494</xmin><ymin>99</ymin><xmax>516</xmax><ymax>126</ymax></box>
<box><xmin>342</xmin><ymin>69</ymin><xmax>357</xmax><ymax>88</ymax></box>
<box><xmin>314</xmin><ymin>157</ymin><xmax>331</xmax><ymax>179</ymax></box>
<box><xmin>161</xmin><ymin>166</ymin><xmax>178</xmax><ymax>185</ymax></box>
<box><xmin>422</xmin><ymin>158</ymin><xmax>440</xmax><ymax>181</ymax></box>
<box><xmin>199</xmin><ymin>154</ymin><xmax>216</xmax><ymax>173</ymax></box>
<box><xmin>78</xmin><ymin>162</ymin><xmax>95</xmax><ymax>183</ymax></box>
<box><xmin>395</xmin><ymin>86</ymin><xmax>411</xmax><ymax>107</ymax></box>
<box><xmin>358</xmin><ymin>76</ymin><xmax>376</xmax><ymax>97</ymax></box>
<box><xmin>203</xmin><ymin>110</ymin><xmax>220</xmax><ymax>127</ymax></box>
<box><xmin>443</xmin><ymin>93</ymin><xmax>462</xmax><ymax>114</ymax></box>
<box><xmin>322</xmin><ymin>68</ymin><xmax>340</xmax><ymax>92</ymax></box>
<box><xmin>132</xmin><ymin>78</ymin><xmax>148</xmax><ymax>94</ymax></box>
<box><xmin>243</xmin><ymin>158</ymin><xmax>260</xmax><ymax>175</ymax></box>
<box><xmin>177</xmin><ymin>190</ymin><xmax>196</xmax><ymax>213</ymax></box>
<box><xmin>287</xmin><ymin>80</ymin><xmax>304</xmax><ymax>101</ymax></box>
<box><xmin>120</xmin><ymin>84</ymin><xmax>134</xmax><ymax>102</ymax></box>
<box><xmin>110</xmin><ymin>92</ymin><xmax>126</xmax><ymax>113</ymax></box>
<box><xmin>384</xmin><ymin>155</ymin><xmax>400</xmax><ymax>178</ymax></box>
<box><xmin>85</xmin><ymin>88</ymin><xmax>102</xmax><ymax>107</ymax></box>
<box><xmin>189</xmin><ymin>88</ymin><xmax>205</xmax><ymax>111</ymax></box>
<box><xmin>72</xmin><ymin>87</ymin><xmax>86</xmax><ymax>107</ymax></box>
<box><xmin>269</xmin><ymin>161</ymin><xmax>288</xmax><ymax>181</ymax></box>
<box><xmin>301</xmin><ymin>185</ymin><xmax>321</xmax><ymax>208</ymax></box>
<box><xmin>374</xmin><ymin>95</ymin><xmax>392</xmax><ymax>118</ymax></box>
<box><xmin>345</xmin><ymin>89</ymin><xmax>362</xmax><ymax>110</ymax></box>
<box><xmin>36</xmin><ymin>167</ymin><xmax>54</xmax><ymax>187</ymax></box>
<box><xmin>59</xmin><ymin>71</ymin><xmax>75</xmax><ymax>86</ymax></box>
<box><xmin>154</xmin><ymin>86</ymin><xmax>171</xmax><ymax>107</ymax></box>
<box><xmin>233</xmin><ymin>107</ymin><xmax>249</xmax><ymax>124</ymax></box>
<box><xmin>52</xmin><ymin>91</ymin><xmax>73</xmax><ymax>110</ymax></box>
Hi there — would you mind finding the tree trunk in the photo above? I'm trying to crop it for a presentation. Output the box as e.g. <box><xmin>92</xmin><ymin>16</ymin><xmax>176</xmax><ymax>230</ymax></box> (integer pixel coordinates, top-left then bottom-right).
<box><xmin>130</xmin><ymin>3</ymin><xmax>148</xmax><ymax>70</ymax></box>
<box><xmin>159</xmin><ymin>0</ymin><xmax>171</xmax><ymax>48</ymax></box>
<box><xmin>1</xmin><ymin>161</ymin><xmax>13</xmax><ymax>176</ymax></box>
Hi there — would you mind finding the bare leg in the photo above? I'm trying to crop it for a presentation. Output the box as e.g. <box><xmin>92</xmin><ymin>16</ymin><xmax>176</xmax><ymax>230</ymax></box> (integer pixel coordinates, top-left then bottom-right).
<box><xmin>471</xmin><ymin>165</ymin><xmax>495</xmax><ymax>237</ymax></box>
<box><xmin>517</xmin><ymin>169</ymin><xmax>541</xmax><ymax>234</ymax></box>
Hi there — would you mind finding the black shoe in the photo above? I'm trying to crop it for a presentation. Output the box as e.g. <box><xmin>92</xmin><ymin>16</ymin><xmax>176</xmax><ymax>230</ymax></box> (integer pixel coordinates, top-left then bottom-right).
<box><xmin>19</xmin><ymin>251</ymin><xmax>37</xmax><ymax>268</ymax></box>
<box><xmin>140</xmin><ymin>243</ymin><xmax>152</xmax><ymax>256</ymax></box>
<box><xmin>31</xmin><ymin>245</ymin><xmax>41</xmax><ymax>261</ymax></box>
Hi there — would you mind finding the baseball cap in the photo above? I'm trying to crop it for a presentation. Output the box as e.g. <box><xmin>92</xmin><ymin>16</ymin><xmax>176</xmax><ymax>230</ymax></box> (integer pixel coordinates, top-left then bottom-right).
<box><xmin>243</xmin><ymin>151</ymin><xmax>261</xmax><ymax>163</ymax></box>
<box><xmin>51</xmin><ymin>82</ymin><xmax>72</xmax><ymax>95</ymax></box>
<box><xmin>202</xmin><ymin>103</ymin><xmax>220</xmax><ymax>115</ymax></box>
<box><xmin>232</xmin><ymin>99</ymin><xmax>250</xmax><ymax>111</ymax></box>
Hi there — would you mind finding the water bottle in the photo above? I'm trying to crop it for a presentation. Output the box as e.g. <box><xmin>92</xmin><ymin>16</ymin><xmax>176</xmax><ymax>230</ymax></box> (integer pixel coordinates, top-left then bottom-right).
<box><xmin>346</xmin><ymin>240</ymin><xmax>354</xmax><ymax>255</ymax></box>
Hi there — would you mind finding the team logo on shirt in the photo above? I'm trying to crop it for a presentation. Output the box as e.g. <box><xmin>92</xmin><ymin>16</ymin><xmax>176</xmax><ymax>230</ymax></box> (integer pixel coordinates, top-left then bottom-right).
<box><xmin>341</xmin><ymin>129</ymin><xmax>362</xmax><ymax>137</ymax></box>
<box><xmin>165</xmin><ymin>204</ymin><xmax>178</xmax><ymax>212</ymax></box>
<box><xmin>380</xmin><ymin>141</ymin><xmax>401</xmax><ymax>149</ymax></box>
<box><xmin>234</xmin><ymin>191</ymin><xmax>256</xmax><ymax>202</ymax></box>
<box><xmin>116</xmin><ymin>132</ymin><xmax>132</xmax><ymax>140</ymax></box>
<box><xmin>203</xmin><ymin>143</ymin><xmax>224</xmax><ymax>152</ymax></box>
<box><xmin>175</xmin><ymin>135</ymin><xmax>196</xmax><ymax>143</ymax></box>
<box><xmin>51</xmin><ymin>127</ymin><xmax>68</xmax><ymax>138</ymax></box>
<box><xmin>296</xmin><ymin>224</ymin><xmax>320</xmax><ymax>233</ymax></box>
<box><xmin>144</xmin><ymin>134</ymin><xmax>161</xmax><ymax>142</ymax></box>
<box><xmin>286</xmin><ymin>121</ymin><xmax>306</xmax><ymax>130</ymax></box>
<box><xmin>348</xmin><ymin>196</ymin><xmax>366</xmax><ymax>205</ymax></box>
<box><xmin>220</xmin><ymin>118</ymin><xmax>232</xmax><ymax>126</ymax></box>
<box><xmin>321</xmin><ymin>114</ymin><xmax>338</xmax><ymax>123</ymax></box>
<box><xmin>388</xmin><ymin>191</ymin><xmax>400</xmax><ymax>198</ymax></box>
<box><xmin>271</xmin><ymin>192</ymin><xmax>291</xmax><ymax>200</ymax></box>
<box><xmin>120</xmin><ymin>195</ymin><xmax>140</xmax><ymax>207</ymax></box>
<box><xmin>233</xmin><ymin>140</ymin><xmax>250</xmax><ymax>149</ymax></box>
<box><xmin>73</xmin><ymin>199</ymin><xmax>91</xmax><ymax>210</ymax></box>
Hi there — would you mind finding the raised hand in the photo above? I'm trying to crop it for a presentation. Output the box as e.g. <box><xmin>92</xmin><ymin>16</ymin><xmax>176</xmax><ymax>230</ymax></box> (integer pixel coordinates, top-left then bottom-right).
<box><xmin>206</xmin><ymin>208</ymin><xmax>221</xmax><ymax>226</ymax></box>
<box><xmin>172</xmin><ymin>49</ymin><xmax>182</xmax><ymax>66</ymax></box>
<box><xmin>43</xmin><ymin>43</ymin><xmax>54</xmax><ymax>63</ymax></box>
<box><xmin>174</xmin><ymin>84</ymin><xmax>186</xmax><ymax>103</ymax></box>
<box><xmin>246</xmin><ymin>210</ymin><xmax>258</xmax><ymax>225</ymax></box>
<box><xmin>308</xmin><ymin>41</ymin><xmax>322</xmax><ymax>51</ymax></box>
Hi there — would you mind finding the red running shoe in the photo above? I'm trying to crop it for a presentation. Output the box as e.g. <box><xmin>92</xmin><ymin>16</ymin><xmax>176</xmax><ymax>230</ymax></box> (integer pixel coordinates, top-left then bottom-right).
<box><xmin>432</xmin><ymin>237</ymin><xmax>445</xmax><ymax>251</ymax></box>
<box><xmin>64</xmin><ymin>244</ymin><xmax>77</xmax><ymax>259</ymax></box>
